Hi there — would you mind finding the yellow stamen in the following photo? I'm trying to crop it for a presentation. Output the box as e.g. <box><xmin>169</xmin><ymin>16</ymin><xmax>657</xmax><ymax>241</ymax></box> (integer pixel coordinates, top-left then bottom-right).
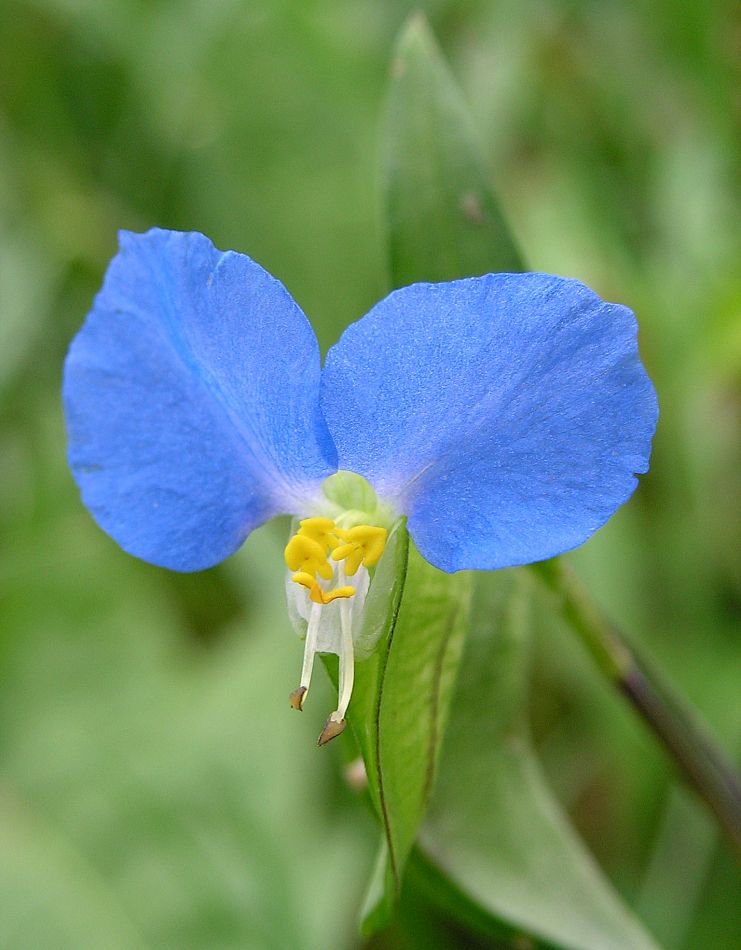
<box><xmin>321</xmin><ymin>586</ymin><xmax>357</xmax><ymax>604</ymax></box>
<box><xmin>284</xmin><ymin>533</ymin><xmax>333</xmax><ymax>580</ymax></box>
<box><xmin>298</xmin><ymin>517</ymin><xmax>342</xmax><ymax>552</ymax></box>
<box><xmin>292</xmin><ymin>571</ymin><xmax>355</xmax><ymax>605</ymax></box>
<box><xmin>331</xmin><ymin>524</ymin><xmax>388</xmax><ymax>576</ymax></box>
<box><xmin>285</xmin><ymin>516</ymin><xmax>387</xmax><ymax>735</ymax></box>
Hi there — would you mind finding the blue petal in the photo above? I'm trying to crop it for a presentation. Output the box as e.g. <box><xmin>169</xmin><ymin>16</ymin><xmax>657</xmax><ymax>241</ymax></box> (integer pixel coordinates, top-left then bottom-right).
<box><xmin>321</xmin><ymin>273</ymin><xmax>657</xmax><ymax>572</ymax></box>
<box><xmin>64</xmin><ymin>229</ymin><xmax>336</xmax><ymax>571</ymax></box>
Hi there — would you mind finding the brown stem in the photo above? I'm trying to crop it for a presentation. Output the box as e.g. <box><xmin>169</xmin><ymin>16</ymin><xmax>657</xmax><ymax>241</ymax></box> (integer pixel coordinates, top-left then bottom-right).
<box><xmin>532</xmin><ymin>560</ymin><xmax>741</xmax><ymax>857</ymax></box>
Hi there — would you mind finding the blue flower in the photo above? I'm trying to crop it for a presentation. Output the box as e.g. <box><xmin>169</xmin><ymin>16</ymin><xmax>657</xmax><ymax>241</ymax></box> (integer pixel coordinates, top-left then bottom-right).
<box><xmin>63</xmin><ymin>228</ymin><xmax>657</xmax><ymax>739</ymax></box>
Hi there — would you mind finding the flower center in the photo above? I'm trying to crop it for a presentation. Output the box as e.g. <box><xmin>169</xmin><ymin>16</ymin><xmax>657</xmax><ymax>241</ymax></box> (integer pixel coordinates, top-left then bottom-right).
<box><xmin>284</xmin><ymin>473</ymin><xmax>392</xmax><ymax>746</ymax></box>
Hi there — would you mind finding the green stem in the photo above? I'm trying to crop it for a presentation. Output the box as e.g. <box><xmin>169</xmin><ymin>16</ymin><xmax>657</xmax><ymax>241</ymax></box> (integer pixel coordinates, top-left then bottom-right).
<box><xmin>532</xmin><ymin>559</ymin><xmax>741</xmax><ymax>857</ymax></box>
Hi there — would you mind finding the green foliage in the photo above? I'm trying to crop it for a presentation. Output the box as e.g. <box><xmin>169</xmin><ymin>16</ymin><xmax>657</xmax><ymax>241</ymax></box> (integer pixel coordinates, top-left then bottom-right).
<box><xmin>349</xmin><ymin>539</ymin><xmax>471</xmax><ymax>932</ymax></box>
<box><xmin>376</xmin><ymin>15</ymin><xmax>666</xmax><ymax>946</ymax></box>
<box><xmin>382</xmin><ymin>14</ymin><xmax>523</xmax><ymax>284</ymax></box>
<box><xmin>419</xmin><ymin>571</ymin><xmax>661</xmax><ymax>950</ymax></box>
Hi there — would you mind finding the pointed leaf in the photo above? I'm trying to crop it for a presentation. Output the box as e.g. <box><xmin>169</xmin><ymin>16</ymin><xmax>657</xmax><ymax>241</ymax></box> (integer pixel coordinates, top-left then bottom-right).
<box><xmin>379</xmin><ymin>13</ymin><xmax>663</xmax><ymax>947</ymax></box>
<box><xmin>418</xmin><ymin>570</ymin><xmax>663</xmax><ymax>950</ymax></box>
<box><xmin>383</xmin><ymin>13</ymin><xmax>524</xmax><ymax>287</ymax></box>
<box><xmin>345</xmin><ymin>534</ymin><xmax>472</xmax><ymax>933</ymax></box>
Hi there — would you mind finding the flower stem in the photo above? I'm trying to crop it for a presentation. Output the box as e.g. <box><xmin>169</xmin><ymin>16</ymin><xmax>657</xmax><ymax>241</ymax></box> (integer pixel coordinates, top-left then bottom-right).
<box><xmin>532</xmin><ymin>559</ymin><xmax>741</xmax><ymax>856</ymax></box>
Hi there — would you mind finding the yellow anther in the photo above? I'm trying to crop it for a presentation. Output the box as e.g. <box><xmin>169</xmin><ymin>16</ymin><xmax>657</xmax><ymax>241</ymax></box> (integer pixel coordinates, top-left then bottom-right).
<box><xmin>291</xmin><ymin>570</ymin><xmax>319</xmax><ymax>590</ymax></box>
<box><xmin>284</xmin><ymin>533</ymin><xmax>333</xmax><ymax>580</ymax></box>
<box><xmin>298</xmin><ymin>517</ymin><xmax>342</xmax><ymax>553</ymax></box>
<box><xmin>292</xmin><ymin>571</ymin><xmax>355</xmax><ymax>605</ymax></box>
<box><xmin>321</xmin><ymin>585</ymin><xmax>357</xmax><ymax>604</ymax></box>
<box><xmin>331</xmin><ymin>524</ymin><xmax>388</xmax><ymax>576</ymax></box>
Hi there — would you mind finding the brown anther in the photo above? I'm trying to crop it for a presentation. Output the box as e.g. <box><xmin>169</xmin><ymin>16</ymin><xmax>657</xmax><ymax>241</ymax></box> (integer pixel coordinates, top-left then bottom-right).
<box><xmin>289</xmin><ymin>686</ymin><xmax>307</xmax><ymax>711</ymax></box>
<box><xmin>317</xmin><ymin>716</ymin><xmax>346</xmax><ymax>746</ymax></box>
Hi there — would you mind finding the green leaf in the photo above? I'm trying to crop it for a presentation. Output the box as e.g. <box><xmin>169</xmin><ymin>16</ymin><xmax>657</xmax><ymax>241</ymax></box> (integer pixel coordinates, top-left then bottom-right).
<box><xmin>418</xmin><ymin>570</ymin><xmax>663</xmax><ymax>950</ymax></box>
<box><xmin>383</xmin><ymin>13</ymin><xmax>524</xmax><ymax>287</ymax></box>
<box><xmin>343</xmin><ymin>521</ymin><xmax>409</xmax><ymax>773</ymax></box>
<box><xmin>346</xmin><ymin>533</ymin><xmax>472</xmax><ymax>934</ymax></box>
<box><xmin>381</xmin><ymin>15</ymin><xmax>663</xmax><ymax>948</ymax></box>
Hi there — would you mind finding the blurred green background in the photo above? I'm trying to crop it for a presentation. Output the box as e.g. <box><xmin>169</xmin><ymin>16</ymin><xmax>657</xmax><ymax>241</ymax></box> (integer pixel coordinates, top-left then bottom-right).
<box><xmin>0</xmin><ymin>0</ymin><xmax>739</xmax><ymax>947</ymax></box>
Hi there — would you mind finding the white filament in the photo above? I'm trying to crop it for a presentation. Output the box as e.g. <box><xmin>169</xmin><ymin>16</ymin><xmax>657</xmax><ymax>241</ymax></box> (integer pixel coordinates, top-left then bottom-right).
<box><xmin>331</xmin><ymin>562</ymin><xmax>355</xmax><ymax>722</ymax></box>
<box><xmin>299</xmin><ymin>601</ymin><xmax>323</xmax><ymax>695</ymax></box>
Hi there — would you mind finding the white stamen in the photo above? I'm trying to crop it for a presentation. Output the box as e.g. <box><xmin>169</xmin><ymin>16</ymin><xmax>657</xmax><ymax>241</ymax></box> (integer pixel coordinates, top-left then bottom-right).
<box><xmin>330</xmin><ymin>563</ymin><xmax>355</xmax><ymax>723</ymax></box>
<box><xmin>299</xmin><ymin>601</ymin><xmax>323</xmax><ymax>695</ymax></box>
